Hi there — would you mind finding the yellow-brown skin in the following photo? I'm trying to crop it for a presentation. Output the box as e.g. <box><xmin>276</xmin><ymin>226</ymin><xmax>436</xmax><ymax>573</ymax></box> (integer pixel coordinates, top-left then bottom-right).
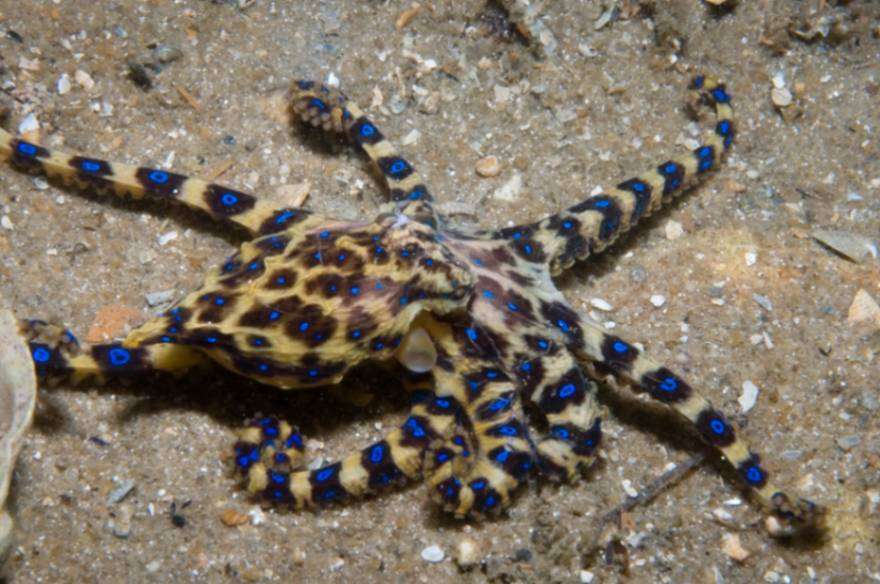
<box><xmin>4</xmin><ymin>76</ymin><xmax>823</xmax><ymax>535</ymax></box>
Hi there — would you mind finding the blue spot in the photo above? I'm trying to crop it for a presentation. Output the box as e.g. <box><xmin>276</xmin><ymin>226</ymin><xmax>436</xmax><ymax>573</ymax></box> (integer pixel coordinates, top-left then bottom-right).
<box><xmin>373</xmin><ymin>341</ymin><xmax>385</xmax><ymax>351</ymax></box>
<box><xmin>359</xmin><ymin>123</ymin><xmax>376</xmax><ymax>137</ymax></box>
<box><xmin>434</xmin><ymin>398</ymin><xmax>451</xmax><ymax>410</ymax></box>
<box><xmin>81</xmin><ymin>159</ymin><xmax>102</xmax><ymax>173</ymax></box>
<box><xmin>350</xmin><ymin>329</ymin><xmax>362</xmax><ymax>339</ymax></box>
<box><xmin>349</xmin><ymin>286</ymin><xmax>360</xmax><ymax>296</ymax></box>
<box><xmin>512</xmin><ymin>231</ymin><xmax>522</xmax><ymax>240</ymax></box>
<box><xmin>483</xmin><ymin>495</ymin><xmax>497</xmax><ymax>508</ymax></box>
<box><xmin>221</xmin><ymin>193</ymin><xmax>238</xmax><ymax>207</ymax></box>
<box><xmin>214</xmin><ymin>296</ymin><xmax>226</xmax><ymax>306</ymax></box>
<box><xmin>470</xmin><ymin>479</ymin><xmax>487</xmax><ymax>491</ymax></box>
<box><xmin>309</xmin><ymin>97</ymin><xmax>327</xmax><ymax>111</ymax></box>
<box><xmin>537</xmin><ymin>339</ymin><xmax>549</xmax><ymax>350</ymax></box>
<box><xmin>423</xmin><ymin>257</ymin><xmax>433</xmax><ymax>266</ymax></box>
<box><xmin>251</xmin><ymin>337</ymin><xmax>266</xmax><ymax>346</ymax></box>
<box><xmin>274</xmin><ymin>452</ymin><xmax>289</xmax><ymax>464</ymax></box>
<box><xmin>319</xmin><ymin>230</ymin><xmax>330</xmax><ymax>239</ymax></box>
<box><xmin>147</xmin><ymin>170</ymin><xmax>169</xmax><ymax>184</ymax></box>
<box><xmin>494</xmin><ymin>449</ymin><xmax>510</xmax><ymax>463</ymax></box>
<box><xmin>473</xmin><ymin>258</ymin><xmax>483</xmax><ymax>266</ymax></box>
<box><xmin>308</xmin><ymin>368</ymin><xmax>319</xmax><ymax>378</ymax></box>
<box><xmin>399</xmin><ymin>296</ymin><xmax>408</xmax><ymax>306</ymax></box>
<box><xmin>247</xmin><ymin>261</ymin><xmax>260</xmax><ymax>271</ymax></box>
<box><xmin>32</xmin><ymin>346</ymin><xmax>51</xmax><ymax>363</ymax></box>
<box><xmin>369</xmin><ymin>444</ymin><xmax>385</xmax><ymax>464</ymax></box>
<box><xmin>160</xmin><ymin>335</ymin><xmax>173</xmax><ymax>343</ymax></box>
<box><xmin>558</xmin><ymin>383</ymin><xmax>576</xmax><ymax>398</ymax></box>
<box><xmin>375</xmin><ymin>282</ymin><xmax>384</xmax><ymax>290</ymax></box>
<box><xmin>612</xmin><ymin>340</ymin><xmax>629</xmax><ymax>354</ymax></box>
<box><xmin>552</xmin><ymin>426</ymin><xmax>570</xmax><ymax>440</ymax></box>
<box><xmin>435</xmin><ymin>451</ymin><xmax>450</xmax><ymax>463</ymax></box>
<box><xmin>486</xmin><ymin>369</ymin><xmax>499</xmax><ymax>379</ymax></box>
<box><xmin>269</xmin><ymin>471</ymin><xmax>286</xmax><ymax>485</ymax></box>
<box><xmin>401</xmin><ymin>249</ymin><xmax>410</xmax><ymax>258</ymax></box>
<box><xmin>488</xmin><ymin>397</ymin><xmax>511</xmax><ymax>412</ymax></box>
<box><xmin>286</xmin><ymin>433</ymin><xmax>303</xmax><ymax>449</ymax></box>
<box><xmin>711</xmin><ymin>87</ymin><xmax>730</xmax><ymax>103</ymax></box>
<box><xmin>107</xmin><ymin>347</ymin><xmax>131</xmax><ymax>366</ymax></box>
<box><xmin>593</xmin><ymin>199</ymin><xmax>610</xmax><ymax>209</ymax></box>
<box><xmin>465</xmin><ymin>328</ymin><xmax>478</xmax><ymax>341</ymax></box>
<box><xmin>298</xmin><ymin>321</ymin><xmax>310</xmax><ymax>332</ymax></box>
<box><xmin>468</xmin><ymin>380</ymin><xmax>480</xmax><ymax>391</ymax></box>
<box><xmin>709</xmin><ymin>418</ymin><xmax>727</xmax><ymax>435</ymax></box>
<box><xmin>556</xmin><ymin>320</ymin><xmax>570</xmax><ymax>333</ymax></box>
<box><xmin>404</xmin><ymin>416</ymin><xmax>426</xmax><ymax>439</ymax></box>
<box><xmin>167</xmin><ymin>326</ymin><xmax>179</xmax><ymax>334</ymax></box>
<box><xmin>507</xmin><ymin>302</ymin><xmax>519</xmax><ymax>311</ymax></box>
<box><xmin>408</xmin><ymin>189</ymin><xmax>422</xmax><ymax>200</ymax></box>
<box><xmin>693</xmin><ymin>75</ymin><xmax>705</xmax><ymax>89</ymax></box>
<box><xmin>275</xmin><ymin>275</ymin><xmax>287</xmax><ymax>285</ymax></box>
<box><xmin>659</xmin><ymin>377</ymin><xmax>678</xmax><ymax>393</ymax></box>
<box><xmin>222</xmin><ymin>261</ymin><xmax>237</xmax><ymax>273</ymax></box>
<box><xmin>268</xmin><ymin>310</ymin><xmax>281</xmax><ymax>321</ymax></box>
<box><xmin>663</xmin><ymin>163</ymin><xmax>678</xmax><ymax>175</ymax></box>
<box><xmin>16</xmin><ymin>142</ymin><xmax>37</xmax><ymax>157</ymax></box>
<box><xmin>337</xmin><ymin>253</ymin><xmax>347</xmax><ymax>262</ymax></box>
<box><xmin>523</xmin><ymin>244</ymin><xmax>533</xmax><ymax>255</ymax></box>
<box><xmin>631</xmin><ymin>180</ymin><xmax>646</xmax><ymax>192</ymax></box>
<box><xmin>390</xmin><ymin>160</ymin><xmax>407</xmax><ymax>175</ymax></box>
<box><xmin>520</xmin><ymin>361</ymin><xmax>532</xmax><ymax>373</ymax></box>
<box><xmin>497</xmin><ymin>424</ymin><xmax>518</xmax><ymax>436</ymax></box>
<box><xmin>315</xmin><ymin>467</ymin><xmax>335</xmax><ymax>482</ymax></box>
<box><xmin>745</xmin><ymin>465</ymin><xmax>764</xmax><ymax>485</ymax></box>
<box><xmin>374</xmin><ymin>246</ymin><xmax>384</xmax><ymax>255</ymax></box>
<box><xmin>562</xmin><ymin>220</ymin><xmax>573</xmax><ymax>230</ymax></box>
<box><xmin>275</xmin><ymin>209</ymin><xmax>296</xmax><ymax>224</ymax></box>
<box><xmin>205</xmin><ymin>336</ymin><xmax>217</xmax><ymax>344</ymax></box>
<box><xmin>258</xmin><ymin>363</ymin><xmax>270</xmax><ymax>373</ymax></box>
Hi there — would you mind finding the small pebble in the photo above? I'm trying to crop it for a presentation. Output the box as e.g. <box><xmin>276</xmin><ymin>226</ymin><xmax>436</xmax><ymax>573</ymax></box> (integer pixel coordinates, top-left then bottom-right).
<box><xmin>493</xmin><ymin>173</ymin><xmax>523</xmax><ymax>202</ymax></box>
<box><xmin>0</xmin><ymin>216</ymin><xmax>12</xmax><ymax>230</ymax></box>
<box><xmin>107</xmin><ymin>479</ymin><xmax>136</xmax><ymax>504</ymax></box>
<box><xmin>739</xmin><ymin>380</ymin><xmax>759</xmax><ymax>413</ymax></box>
<box><xmin>836</xmin><ymin>435</ymin><xmax>861</xmax><ymax>451</ymax></box>
<box><xmin>388</xmin><ymin>95</ymin><xmax>407</xmax><ymax>114</ymax></box>
<box><xmin>421</xmin><ymin>544</ymin><xmax>445</xmax><ymax>563</ymax></box>
<box><xmin>145</xmin><ymin>289</ymin><xmax>175</xmax><ymax>307</ymax></box>
<box><xmin>722</xmin><ymin>533</ymin><xmax>750</xmax><ymax>563</ymax></box>
<box><xmin>75</xmin><ymin>70</ymin><xmax>95</xmax><ymax>90</ymax></box>
<box><xmin>455</xmin><ymin>537</ymin><xmax>480</xmax><ymax>569</ymax></box>
<box><xmin>325</xmin><ymin>72</ymin><xmax>340</xmax><ymax>88</ymax></box>
<box><xmin>630</xmin><ymin>266</ymin><xmax>647</xmax><ymax>283</ymax></box>
<box><xmin>649</xmin><ymin>294</ymin><xmax>666</xmax><ymax>308</ymax></box>
<box><xmin>219</xmin><ymin>508</ymin><xmax>249</xmax><ymax>527</ymax></box>
<box><xmin>745</xmin><ymin>251</ymin><xmax>757</xmax><ymax>266</ymax></box>
<box><xmin>154</xmin><ymin>44</ymin><xmax>183</xmax><ymax>64</ymax></box>
<box><xmin>56</xmin><ymin>73</ymin><xmax>71</xmax><ymax>95</ymax></box>
<box><xmin>847</xmin><ymin>289</ymin><xmax>880</xmax><ymax>326</ymax></box>
<box><xmin>401</xmin><ymin>129</ymin><xmax>421</xmax><ymax>146</ymax></box>
<box><xmin>145</xmin><ymin>560</ymin><xmax>161</xmax><ymax>573</ymax></box>
<box><xmin>665</xmin><ymin>220</ymin><xmax>684</xmax><ymax>240</ymax></box>
<box><xmin>590</xmin><ymin>298</ymin><xmax>613</xmax><ymax>311</ymax></box>
<box><xmin>753</xmin><ymin>294</ymin><xmax>773</xmax><ymax>312</ymax></box>
<box><xmin>475</xmin><ymin>155</ymin><xmax>502</xmax><ymax>177</ymax></box>
<box><xmin>109</xmin><ymin>504</ymin><xmax>133</xmax><ymax>539</ymax></box>
<box><xmin>771</xmin><ymin>87</ymin><xmax>793</xmax><ymax>108</ymax></box>
<box><xmin>579</xmin><ymin>570</ymin><xmax>595</xmax><ymax>583</ymax></box>
<box><xmin>812</xmin><ymin>229</ymin><xmax>877</xmax><ymax>263</ymax></box>
<box><xmin>157</xmin><ymin>231</ymin><xmax>178</xmax><ymax>246</ymax></box>
<box><xmin>18</xmin><ymin>113</ymin><xmax>39</xmax><ymax>134</ymax></box>
<box><xmin>621</xmin><ymin>479</ymin><xmax>638</xmax><ymax>498</ymax></box>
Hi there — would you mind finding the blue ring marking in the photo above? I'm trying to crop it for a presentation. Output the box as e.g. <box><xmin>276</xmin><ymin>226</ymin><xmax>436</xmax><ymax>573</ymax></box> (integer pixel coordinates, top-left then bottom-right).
<box><xmin>709</xmin><ymin>418</ymin><xmax>727</xmax><ymax>435</ymax></box>
<box><xmin>107</xmin><ymin>347</ymin><xmax>131</xmax><ymax>366</ymax></box>
<box><xmin>268</xmin><ymin>310</ymin><xmax>281</xmax><ymax>321</ymax></box>
<box><xmin>473</xmin><ymin>258</ymin><xmax>483</xmax><ymax>266</ymax></box>
<box><xmin>593</xmin><ymin>199</ymin><xmax>610</xmax><ymax>209</ymax></box>
<box><xmin>160</xmin><ymin>335</ymin><xmax>174</xmax><ymax>343</ymax></box>
<box><xmin>659</xmin><ymin>376</ymin><xmax>678</xmax><ymax>392</ymax></box>
<box><xmin>408</xmin><ymin>190</ymin><xmax>422</xmax><ymax>200</ymax></box>
<box><xmin>468</xmin><ymin>379</ymin><xmax>481</xmax><ymax>391</ymax></box>
<box><xmin>81</xmin><ymin>159</ymin><xmax>102</xmax><ymax>173</ymax></box>
<box><xmin>350</xmin><ymin>329</ymin><xmax>362</xmax><ymax>339</ymax></box>
<box><xmin>537</xmin><ymin>339</ymin><xmax>549</xmax><ymax>350</ymax></box>
<box><xmin>258</xmin><ymin>363</ymin><xmax>270</xmax><ymax>373</ymax></box>
<box><xmin>250</xmin><ymin>337</ymin><xmax>266</xmax><ymax>346</ymax></box>
<box><xmin>285</xmin><ymin>433</ymin><xmax>304</xmax><ymax>449</ymax></box>
<box><xmin>523</xmin><ymin>244</ymin><xmax>533</xmax><ymax>255</ymax></box>
<box><xmin>32</xmin><ymin>346</ymin><xmax>51</xmax><ymax>363</ymax></box>
<box><xmin>16</xmin><ymin>142</ymin><xmax>38</xmax><ymax>157</ymax></box>
<box><xmin>359</xmin><ymin>123</ymin><xmax>376</xmax><ymax>137</ymax></box>
<box><xmin>205</xmin><ymin>336</ymin><xmax>218</xmax><ymax>344</ymax></box>
<box><xmin>507</xmin><ymin>302</ymin><xmax>519</xmax><ymax>311</ymax></box>
<box><xmin>167</xmin><ymin>326</ymin><xmax>179</xmax><ymax>334</ymax></box>
<box><xmin>147</xmin><ymin>170</ymin><xmax>169</xmax><ymax>184</ymax></box>
<box><xmin>423</xmin><ymin>257</ymin><xmax>433</xmax><ymax>266</ymax></box>
<box><xmin>662</xmin><ymin>162</ymin><xmax>678</xmax><ymax>176</ymax></box>
<box><xmin>390</xmin><ymin>160</ymin><xmax>407</xmax><ymax>175</ymax></box>
<box><xmin>556</xmin><ymin>319</ymin><xmax>570</xmax><ymax>333</ymax></box>
<box><xmin>374</xmin><ymin>245</ymin><xmax>384</xmax><ymax>255</ymax></box>
<box><xmin>434</xmin><ymin>398</ymin><xmax>451</xmax><ymax>409</ymax></box>
<box><xmin>349</xmin><ymin>286</ymin><xmax>360</xmax><ymax>296</ymax></box>
<box><xmin>369</xmin><ymin>444</ymin><xmax>385</xmax><ymax>464</ymax></box>
<box><xmin>465</xmin><ymin>328</ymin><xmax>478</xmax><ymax>341</ymax></box>
<box><xmin>399</xmin><ymin>296</ymin><xmax>408</xmax><ymax>306</ymax></box>
<box><xmin>404</xmin><ymin>416</ymin><xmax>426</xmax><ymax>438</ymax></box>
<box><xmin>711</xmin><ymin>87</ymin><xmax>731</xmax><ymax>103</ymax></box>
<box><xmin>520</xmin><ymin>361</ymin><xmax>532</xmax><ymax>373</ymax></box>
<box><xmin>435</xmin><ymin>451</ymin><xmax>451</xmax><ymax>464</ymax></box>
<box><xmin>470</xmin><ymin>479</ymin><xmax>487</xmax><ymax>491</ymax></box>
<box><xmin>337</xmin><ymin>252</ymin><xmax>347</xmax><ymax>262</ymax></box>
<box><xmin>372</xmin><ymin>341</ymin><xmax>385</xmax><ymax>351</ymax></box>
<box><xmin>745</xmin><ymin>465</ymin><xmax>764</xmax><ymax>485</ymax></box>
<box><xmin>319</xmin><ymin>230</ymin><xmax>330</xmax><ymax>239</ymax></box>
<box><xmin>558</xmin><ymin>383</ymin><xmax>576</xmax><ymax>399</ymax></box>
<box><xmin>314</xmin><ymin>467</ymin><xmax>336</xmax><ymax>483</ymax></box>
<box><xmin>268</xmin><ymin>471</ymin><xmax>286</xmax><ymax>485</ymax></box>
<box><xmin>483</xmin><ymin>494</ymin><xmax>497</xmax><ymax>508</ymax></box>
<box><xmin>486</xmin><ymin>369</ymin><xmax>499</xmax><ymax>379</ymax></box>
<box><xmin>275</xmin><ymin>209</ymin><xmax>296</xmax><ymax>225</ymax></box>
<box><xmin>612</xmin><ymin>340</ymin><xmax>629</xmax><ymax>354</ymax></box>
<box><xmin>562</xmin><ymin>220</ymin><xmax>573</xmax><ymax>230</ymax></box>
<box><xmin>247</xmin><ymin>261</ymin><xmax>260</xmax><ymax>271</ymax></box>
<box><xmin>220</xmin><ymin>192</ymin><xmax>239</xmax><ymax>207</ymax></box>
<box><xmin>497</xmin><ymin>424</ymin><xmax>518</xmax><ymax>436</ymax></box>
<box><xmin>631</xmin><ymin>180</ymin><xmax>647</xmax><ymax>192</ymax></box>
<box><xmin>298</xmin><ymin>322</ymin><xmax>310</xmax><ymax>332</ymax></box>
<box><xmin>307</xmin><ymin>368</ymin><xmax>319</xmax><ymax>378</ymax></box>
<box><xmin>494</xmin><ymin>449</ymin><xmax>510</xmax><ymax>463</ymax></box>
<box><xmin>275</xmin><ymin>275</ymin><xmax>287</xmax><ymax>285</ymax></box>
<box><xmin>214</xmin><ymin>296</ymin><xmax>226</xmax><ymax>306</ymax></box>
<box><xmin>512</xmin><ymin>231</ymin><xmax>522</xmax><ymax>240</ymax></box>
<box><xmin>222</xmin><ymin>261</ymin><xmax>237</xmax><ymax>273</ymax></box>
<box><xmin>401</xmin><ymin>249</ymin><xmax>410</xmax><ymax>258</ymax></box>
<box><xmin>693</xmin><ymin>75</ymin><xmax>705</xmax><ymax>89</ymax></box>
<box><xmin>309</xmin><ymin>97</ymin><xmax>327</xmax><ymax>111</ymax></box>
<box><xmin>375</xmin><ymin>282</ymin><xmax>384</xmax><ymax>290</ymax></box>
<box><xmin>488</xmin><ymin>397</ymin><xmax>511</xmax><ymax>412</ymax></box>
<box><xmin>274</xmin><ymin>452</ymin><xmax>289</xmax><ymax>464</ymax></box>
<box><xmin>482</xmin><ymin>290</ymin><xmax>495</xmax><ymax>299</ymax></box>
<box><xmin>551</xmin><ymin>426</ymin><xmax>570</xmax><ymax>440</ymax></box>
<box><xmin>453</xmin><ymin>436</ymin><xmax>465</xmax><ymax>446</ymax></box>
